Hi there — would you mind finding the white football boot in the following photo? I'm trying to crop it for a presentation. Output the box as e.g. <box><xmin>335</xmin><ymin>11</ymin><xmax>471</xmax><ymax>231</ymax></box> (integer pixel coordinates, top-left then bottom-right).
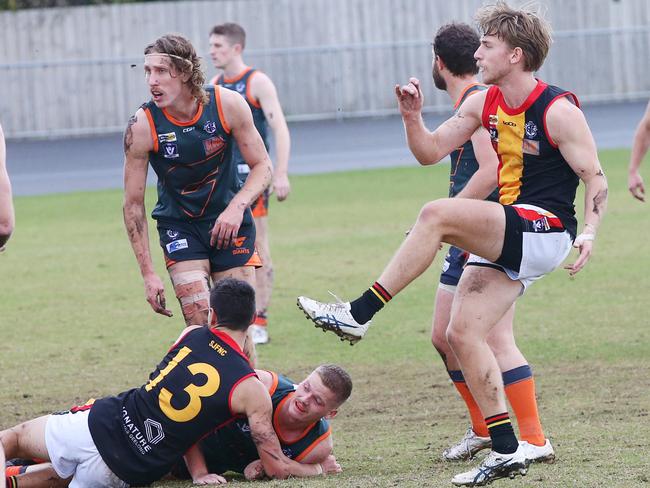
<box><xmin>443</xmin><ymin>427</ymin><xmax>492</xmax><ymax>461</ymax></box>
<box><xmin>451</xmin><ymin>444</ymin><xmax>529</xmax><ymax>486</ymax></box>
<box><xmin>519</xmin><ymin>439</ymin><xmax>555</xmax><ymax>464</ymax></box>
<box><xmin>296</xmin><ymin>294</ymin><xmax>370</xmax><ymax>345</ymax></box>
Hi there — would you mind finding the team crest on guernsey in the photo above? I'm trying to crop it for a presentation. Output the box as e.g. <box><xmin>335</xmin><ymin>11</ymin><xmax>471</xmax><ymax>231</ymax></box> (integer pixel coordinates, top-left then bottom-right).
<box><xmin>204</xmin><ymin>136</ymin><xmax>226</xmax><ymax>157</ymax></box>
<box><xmin>236</xmin><ymin>82</ymin><xmax>246</xmax><ymax>93</ymax></box>
<box><xmin>525</xmin><ymin>121</ymin><xmax>538</xmax><ymax>138</ymax></box>
<box><xmin>163</xmin><ymin>142</ymin><xmax>179</xmax><ymax>159</ymax></box>
<box><xmin>204</xmin><ymin>121</ymin><xmax>217</xmax><ymax>134</ymax></box>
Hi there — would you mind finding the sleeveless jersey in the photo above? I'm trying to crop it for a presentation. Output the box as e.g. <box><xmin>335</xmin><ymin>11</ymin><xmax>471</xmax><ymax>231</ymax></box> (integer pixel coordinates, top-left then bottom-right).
<box><xmin>88</xmin><ymin>327</ymin><xmax>255</xmax><ymax>485</ymax></box>
<box><xmin>449</xmin><ymin>83</ymin><xmax>499</xmax><ymax>202</ymax></box>
<box><xmin>216</xmin><ymin>68</ymin><xmax>269</xmax><ymax>170</ymax></box>
<box><xmin>198</xmin><ymin>371</ymin><xmax>331</xmax><ymax>474</ymax></box>
<box><xmin>481</xmin><ymin>79</ymin><xmax>580</xmax><ymax>237</ymax></box>
<box><xmin>143</xmin><ymin>85</ymin><xmax>251</xmax><ymax>225</ymax></box>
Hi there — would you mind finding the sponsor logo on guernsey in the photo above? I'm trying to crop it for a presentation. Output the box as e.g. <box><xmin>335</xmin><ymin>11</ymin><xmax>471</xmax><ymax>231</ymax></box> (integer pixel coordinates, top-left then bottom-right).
<box><xmin>163</xmin><ymin>142</ymin><xmax>179</xmax><ymax>159</ymax></box>
<box><xmin>144</xmin><ymin>418</ymin><xmax>165</xmax><ymax>445</ymax></box>
<box><xmin>503</xmin><ymin>120</ymin><xmax>517</xmax><ymax>127</ymax></box>
<box><xmin>204</xmin><ymin>121</ymin><xmax>217</xmax><ymax>134</ymax></box>
<box><xmin>204</xmin><ymin>136</ymin><xmax>226</xmax><ymax>157</ymax></box>
<box><xmin>236</xmin><ymin>82</ymin><xmax>246</xmax><ymax>93</ymax></box>
<box><xmin>166</xmin><ymin>229</ymin><xmax>179</xmax><ymax>239</ymax></box>
<box><xmin>166</xmin><ymin>238</ymin><xmax>188</xmax><ymax>253</ymax></box>
<box><xmin>522</xmin><ymin>139</ymin><xmax>540</xmax><ymax>156</ymax></box>
<box><xmin>122</xmin><ymin>407</ymin><xmax>154</xmax><ymax>454</ymax></box>
<box><xmin>525</xmin><ymin>121</ymin><xmax>538</xmax><ymax>138</ymax></box>
<box><xmin>238</xmin><ymin>163</ymin><xmax>251</xmax><ymax>175</ymax></box>
<box><xmin>182</xmin><ymin>127</ymin><xmax>195</xmax><ymax>133</ymax></box>
<box><xmin>158</xmin><ymin>132</ymin><xmax>177</xmax><ymax>143</ymax></box>
<box><xmin>488</xmin><ymin>114</ymin><xmax>498</xmax><ymax>126</ymax></box>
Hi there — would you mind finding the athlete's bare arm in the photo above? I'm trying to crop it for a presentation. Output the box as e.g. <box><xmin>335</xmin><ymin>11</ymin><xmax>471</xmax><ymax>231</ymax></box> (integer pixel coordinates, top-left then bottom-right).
<box><xmin>547</xmin><ymin>97</ymin><xmax>608</xmax><ymax>276</ymax></box>
<box><xmin>210</xmin><ymin>87</ymin><xmax>273</xmax><ymax>250</ymax></box>
<box><xmin>395</xmin><ymin>77</ymin><xmax>484</xmax><ymax>164</ymax></box>
<box><xmin>455</xmin><ymin>126</ymin><xmax>499</xmax><ymax>200</ymax></box>
<box><xmin>628</xmin><ymin>99</ymin><xmax>650</xmax><ymax>201</ymax></box>
<box><xmin>0</xmin><ymin>124</ymin><xmax>14</xmax><ymax>252</ymax></box>
<box><xmin>123</xmin><ymin>110</ymin><xmax>173</xmax><ymax>317</ymax></box>
<box><xmin>230</xmin><ymin>377</ymin><xmax>339</xmax><ymax>479</ymax></box>
<box><xmin>252</xmin><ymin>72</ymin><xmax>291</xmax><ymax>201</ymax></box>
<box><xmin>183</xmin><ymin>443</ymin><xmax>226</xmax><ymax>485</ymax></box>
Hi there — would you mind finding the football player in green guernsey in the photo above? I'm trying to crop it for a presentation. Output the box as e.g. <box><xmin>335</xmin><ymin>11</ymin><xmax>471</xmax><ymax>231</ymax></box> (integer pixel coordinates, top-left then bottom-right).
<box><xmin>209</xmin><ymin>22</ymin><xmax>292</xmax><ymax>345</ymax></box>
<box><xmin>123</xmin><ymin>34</ymin><xmax>272</xmax><ymax>361</ymax></box>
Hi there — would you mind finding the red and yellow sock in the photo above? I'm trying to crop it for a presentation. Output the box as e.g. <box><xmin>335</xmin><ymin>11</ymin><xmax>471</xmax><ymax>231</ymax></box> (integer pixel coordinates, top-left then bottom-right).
<box><xmin>350</xmin><ymin>282</ymin><xmax>392</xmax><ymax>324</ymax></box>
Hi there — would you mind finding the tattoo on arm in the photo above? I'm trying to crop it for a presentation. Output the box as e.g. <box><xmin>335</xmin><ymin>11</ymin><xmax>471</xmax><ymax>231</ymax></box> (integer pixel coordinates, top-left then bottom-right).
<box><xmin>251</xmin><ymin>427</ymin><xmax>281</xmax><ymax>461</ymax></box>
<box><xmin>124</xmin><ymin>115</ymin><xmax>138</xmax><ymax>155</ymax></box>
<box><xmin>596</xmin><ymin>169</ymin><xmax>605</xmax><ymax>177</ymax></box>
<box><xmin>592</xmin><ymin>188</ymin><xmax>608</xmax><ymax>215</ymax></box>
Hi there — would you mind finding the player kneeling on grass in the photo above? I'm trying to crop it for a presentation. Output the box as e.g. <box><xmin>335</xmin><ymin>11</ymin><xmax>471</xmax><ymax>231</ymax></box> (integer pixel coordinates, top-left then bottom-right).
<box><xmin>0</xmin><ymin>278</ymin><xmax>339</xmax><ymax>488</ymax></box>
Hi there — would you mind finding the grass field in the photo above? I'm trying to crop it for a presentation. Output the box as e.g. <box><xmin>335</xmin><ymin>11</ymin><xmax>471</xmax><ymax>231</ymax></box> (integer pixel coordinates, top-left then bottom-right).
<box><xmin>1</xmin><ymin>149</ymin><xmax>648</xmax><ymax>487</ymax></box>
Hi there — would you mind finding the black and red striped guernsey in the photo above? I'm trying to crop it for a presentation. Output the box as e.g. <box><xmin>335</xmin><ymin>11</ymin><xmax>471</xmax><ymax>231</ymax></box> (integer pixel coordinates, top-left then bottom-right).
<box><xmin>481</xmin><ymin>79</ymin><xmax>580</xmax><ymax>237</ymax></box>
<box><xmin>88</xmin><ymin>327</ymin><xmax>255</xmax><ymax>486</ymax></box>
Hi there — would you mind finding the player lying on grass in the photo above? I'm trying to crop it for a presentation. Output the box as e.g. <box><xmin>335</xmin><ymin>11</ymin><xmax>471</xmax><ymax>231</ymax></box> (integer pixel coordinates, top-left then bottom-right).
<box><xmin>1</xmin><ymin>279</ymin><xmax>339</xmax><ymax>488</ymax></box>
<box><xmin>5</xmin><ymin>365</ymin><xmax>350</xmax><ymax>486</ymax></box>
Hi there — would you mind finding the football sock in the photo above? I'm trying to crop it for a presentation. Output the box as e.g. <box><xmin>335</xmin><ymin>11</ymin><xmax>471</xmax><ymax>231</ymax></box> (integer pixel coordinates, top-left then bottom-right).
<box><xmin>449</xmin><ymin>370</ymin><xmax>489</xmax><ymax>437</ymax></box>
<box><xmin>503</xmin><ymin>365</ymin><xmax>545</xmax><ymax>446</ymax></box>
<box><xmin>349</xmin><ymin>282</ymin><xmax>392</xmax><ymax>324</ymax></box>
<box><xmin>253</xmin><ymin>310</ymin><xmax>268</xmax><ymax>327</ymax></box>
<box><xmin>486</xmin><ymin>413</ymin><xmax>518</xmax><ymax>454</ymax></box>
<box><xmin>6</xmin><ymin>475</ymin><xmax>18</xmax><ymax>488</ymax></box>
<box><xmin>5</xmin><ymin>466</ymin><xmax>29</xmax><ymax>477</ymax></box>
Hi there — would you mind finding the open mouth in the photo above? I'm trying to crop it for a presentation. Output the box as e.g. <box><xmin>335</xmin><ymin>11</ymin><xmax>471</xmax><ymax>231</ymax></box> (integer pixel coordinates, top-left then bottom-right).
<box><xmin>151</xmin><ymin>91</ymin><xmax>163</xmax><ymax>102</ymax></box>
<box><xmin>294</xmin><ymin>399</ymin><xmax>306</xmax><ymax>414</ymax></box>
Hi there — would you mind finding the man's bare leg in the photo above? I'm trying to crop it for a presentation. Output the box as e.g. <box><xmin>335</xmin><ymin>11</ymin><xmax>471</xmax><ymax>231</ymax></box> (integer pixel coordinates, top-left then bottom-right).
<box><xmin>168</xmin><ymin>260</ymin><xmax>211</xmax><ymax>327</ymax></box>
<box><xmin>253</xmin><ymin>215</ymin><xmax>273</xmax><ymax>320</ymax></box>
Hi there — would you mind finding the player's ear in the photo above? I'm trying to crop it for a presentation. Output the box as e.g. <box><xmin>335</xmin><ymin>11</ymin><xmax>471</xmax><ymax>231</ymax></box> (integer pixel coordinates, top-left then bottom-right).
<box><xmin>435</xmin><ymin>55</ymin><xmax>446</xmax><ymax>71</ymax></box>
<box><xmin>208</xmin><ymin>307</ymin><xmax>218</xmax><ymax>326</ymax></box>
<box><xmin>324</xmin><ymin>409</ymin><xmax>338</xmax><ymax>420</ymax></box>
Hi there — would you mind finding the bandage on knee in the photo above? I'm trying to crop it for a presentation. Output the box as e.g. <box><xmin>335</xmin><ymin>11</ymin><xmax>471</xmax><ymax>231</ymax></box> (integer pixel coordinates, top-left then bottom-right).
<box><xmin>171</xmin><ymin>271</ymin><xmax>210</xmax><ymax>325</ymax></box>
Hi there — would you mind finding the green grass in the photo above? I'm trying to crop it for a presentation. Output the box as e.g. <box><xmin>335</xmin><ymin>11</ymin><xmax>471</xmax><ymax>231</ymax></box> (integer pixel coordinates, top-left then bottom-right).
<box><xmin>1</xmin><ymin>149</ymin><xmax>648</xmax><ymax>487</ymax></box>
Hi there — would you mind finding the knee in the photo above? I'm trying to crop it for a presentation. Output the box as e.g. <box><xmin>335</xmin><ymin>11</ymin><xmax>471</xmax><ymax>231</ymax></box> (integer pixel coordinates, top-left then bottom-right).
<box><xmin>446</xmin><ymin>320</ymin><xmax>474</xmax><ymax>351</ymax></box>
<box><xmin>171</xmin><ymin>271</ymin><xmax>210</xmax><ymax>326</ymax></box>
<box><xmin>417</xmin><ymin>201</ymin><xmax>445</xmax><ymax>227</ymax></box>
<box><xmin>431</xmin><ymin>325</ymin><xmax>451</xmax><ymax>354</ymax></box>
<box><xmin>1</xmin><ymin>426</ymin><xmax>20</xmax><ymax>456</ymax></box>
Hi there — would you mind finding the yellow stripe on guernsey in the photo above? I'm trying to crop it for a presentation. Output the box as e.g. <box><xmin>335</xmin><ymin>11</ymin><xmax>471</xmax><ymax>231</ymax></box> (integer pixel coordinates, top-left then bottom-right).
<box><xmin>496</xmin><ymin>107</ymin><xmax>526</xmax><ymax>205</ymax></box>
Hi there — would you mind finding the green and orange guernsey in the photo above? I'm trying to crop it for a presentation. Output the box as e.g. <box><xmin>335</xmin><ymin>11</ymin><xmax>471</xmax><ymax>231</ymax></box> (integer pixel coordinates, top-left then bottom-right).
<box><xmin>481</xmin><ymin>79</ymin><xmax>580</xmax><ymax>237</ymax></box>
<box><xmin>142</xmin><ymin>85</ymin><xmax>252</xmax><ymax>227</ymax></box>
<box><xmin>192</xmin><ymin>371</ymin><xmax>331</xmax><ymax>475</ymax></box>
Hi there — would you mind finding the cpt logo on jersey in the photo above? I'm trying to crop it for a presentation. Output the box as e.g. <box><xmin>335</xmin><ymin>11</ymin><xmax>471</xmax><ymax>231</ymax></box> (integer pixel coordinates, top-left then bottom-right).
<box><xmin>163</xmin><ymin>143</ymin><xmax>179</xmax><ymax>159</ymax></box>
<box><xmin>166</xmin><ymin>238</ymin><xmax>188</xmax><ymax>253</ymax></box>
<box><xmin>204</xmin><ymin>121</ymin><xmax>217</xmax><ymax>134</ymax></box>
<box><xmin>204</xmin><ymin>136</ymin><xmax>226</xmax><ymax>157</ymax></box>
<box><xmin>166</xmin><ymin>229</ymin><xmax>179</xmax><ymax>239</ymax></box>
<box><xmin>532</xmin><ymin>217</ymin><xmax>550</xmax><ymax>232</ymax></box>
<box><xmin>158</xmin><ymin>132</ymin><xmax>177</xmax><ymax>143</ymax></box>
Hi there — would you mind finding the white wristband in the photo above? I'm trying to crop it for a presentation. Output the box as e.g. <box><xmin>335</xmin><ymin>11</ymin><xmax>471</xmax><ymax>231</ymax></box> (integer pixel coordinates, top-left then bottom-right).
<box><xmin>573</xmin><ymin>233</ymin><xmax>595</xmax><ymax>246</ymax></box>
